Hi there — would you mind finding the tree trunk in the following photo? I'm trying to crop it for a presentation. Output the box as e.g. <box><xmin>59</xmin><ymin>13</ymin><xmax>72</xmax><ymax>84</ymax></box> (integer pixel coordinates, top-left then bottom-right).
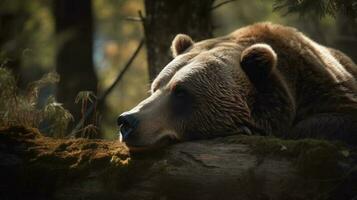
<box><xmin>0</xmin><ymin>5</ymin><xmax>29</xmax><ymax>88</ymax></box>
<box><xmin>53</xmin><ymin>0</ymin><xmax>98</xmax><ymax>123</ymax></box>
<box><xmin>1</xmin><ymin>126</ymin><xmax>356</xmax><ymax>200</ymax></box>
<box><xmin>143</xmin><ymin>0</ymin><xmax>215</xmax><ymax>81</ymax></box>
<box><xmin>336</xmin><ymin>14</ymin><xmax>357</xmax><ymax>62</ymax></box>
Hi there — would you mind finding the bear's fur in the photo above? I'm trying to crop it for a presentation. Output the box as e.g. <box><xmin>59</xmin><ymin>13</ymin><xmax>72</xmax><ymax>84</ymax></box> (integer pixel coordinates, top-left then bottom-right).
<box><xmin>118</xmin><ymin>22</ymin><xmax>357</xmax><ymax>149</ymax></box>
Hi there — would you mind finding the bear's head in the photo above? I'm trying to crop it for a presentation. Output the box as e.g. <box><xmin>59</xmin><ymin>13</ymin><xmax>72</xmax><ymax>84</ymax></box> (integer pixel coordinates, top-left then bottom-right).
<box><xmin>117</xmin><ymin>33</ymin><xmax>277</xmax><ymax>151</ymax></box>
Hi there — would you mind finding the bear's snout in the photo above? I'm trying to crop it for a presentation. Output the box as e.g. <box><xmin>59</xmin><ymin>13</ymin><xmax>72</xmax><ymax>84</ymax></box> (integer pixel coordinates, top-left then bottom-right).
<box><xmin>117</xmin><ymin>112</ymin><xmax>139</xmax><ymax>141</ymax></box>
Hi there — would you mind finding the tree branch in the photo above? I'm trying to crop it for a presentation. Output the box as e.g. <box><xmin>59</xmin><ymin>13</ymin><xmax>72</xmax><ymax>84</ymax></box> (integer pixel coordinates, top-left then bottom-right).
<box><xmin>211</xmin><ymin>0</ymin><xmax>237</xmax><ymax>11</ymax></box>
<box><xmin>122</xmin><ymin>16</ymin><xmax>143</xmax><ymax>22</ymax></box>
<box><xmin>70</xmin><ymin>39</ymin><xmax>145</xmax><ymax>136</ymax></box>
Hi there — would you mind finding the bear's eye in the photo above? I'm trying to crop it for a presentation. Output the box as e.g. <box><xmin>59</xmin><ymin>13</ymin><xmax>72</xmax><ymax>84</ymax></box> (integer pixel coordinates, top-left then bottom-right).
<box><xmin>172</xmin><ymin>85</ymin><xmax>187</xmax><ymax>98</ymax></box>
<box><xmin>171</xmin><ymin>85</ymin><xmax>193</xmax><ymax>116</ymax></box>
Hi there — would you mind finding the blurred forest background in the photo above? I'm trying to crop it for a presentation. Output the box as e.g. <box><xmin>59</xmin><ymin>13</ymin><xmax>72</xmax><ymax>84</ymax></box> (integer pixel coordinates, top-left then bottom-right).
<box><xmin>0</xmin><ymin>0</ymin><xmax>356</xmax><ymax>139</ymax></box>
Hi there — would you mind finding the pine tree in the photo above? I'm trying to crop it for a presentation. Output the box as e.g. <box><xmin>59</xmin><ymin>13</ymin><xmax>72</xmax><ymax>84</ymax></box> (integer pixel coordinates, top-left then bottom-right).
<box><xmin>274</xmin><ymin>0</ymin><xmax>357</xmax><ymax>20</ymax></box>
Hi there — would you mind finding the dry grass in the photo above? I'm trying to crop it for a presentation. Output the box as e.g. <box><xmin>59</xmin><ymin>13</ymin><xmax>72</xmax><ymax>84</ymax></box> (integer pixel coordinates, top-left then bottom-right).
<box><xmin>0</xmin><ymin>67</ymin><xmax>73</xmax><ymax>137</ymax></box>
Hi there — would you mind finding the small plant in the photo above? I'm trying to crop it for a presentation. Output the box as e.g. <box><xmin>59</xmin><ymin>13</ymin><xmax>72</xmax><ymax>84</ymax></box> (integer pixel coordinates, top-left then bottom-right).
<box><xmin>74</xmin><ymin>91</ymin><xmax>100</xmax><ymax>138</ymax></box>
<box><xmin>0</xmin><ymin>67</ymin><xmax>73</xmax><ymax>137</ymax></box>
<box><xmin>43</xmin><ymin>96</ymin><xmax>74</xmax><ymax>138</ymax></box>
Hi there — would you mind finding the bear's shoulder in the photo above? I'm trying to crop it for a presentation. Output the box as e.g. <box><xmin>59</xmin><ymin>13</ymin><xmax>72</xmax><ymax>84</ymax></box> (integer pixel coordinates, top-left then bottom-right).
<box><xmin>230</xmin><ymin>22</ymin><xmax>300</xmax><ymax>40</ymax></box>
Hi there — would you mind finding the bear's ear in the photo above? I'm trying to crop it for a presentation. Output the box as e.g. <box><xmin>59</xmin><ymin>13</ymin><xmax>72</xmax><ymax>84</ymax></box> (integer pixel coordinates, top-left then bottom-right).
<box><xmin>240</xmin><ymin>43</ymin><xmax>277</xmax><ymax>85</ymax></box>
<box><xmin>171</xmin><ymin>34</ymin><xmax>194</xmax><ymax>57</ymax></box>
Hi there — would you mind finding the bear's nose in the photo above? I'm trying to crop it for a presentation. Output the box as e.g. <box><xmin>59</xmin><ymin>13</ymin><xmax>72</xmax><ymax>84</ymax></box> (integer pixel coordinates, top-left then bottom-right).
<box><xmin>117</xmin><ymin>113</ymin><xmax>139</xmax><ymax>140</ymax></box>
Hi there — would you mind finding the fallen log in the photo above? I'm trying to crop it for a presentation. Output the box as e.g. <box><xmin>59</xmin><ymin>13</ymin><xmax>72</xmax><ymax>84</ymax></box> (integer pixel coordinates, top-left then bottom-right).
<box><xmin>0</xmin><ymin>126</ymin><xmax>356</xmax><ymax>200</ymax></box>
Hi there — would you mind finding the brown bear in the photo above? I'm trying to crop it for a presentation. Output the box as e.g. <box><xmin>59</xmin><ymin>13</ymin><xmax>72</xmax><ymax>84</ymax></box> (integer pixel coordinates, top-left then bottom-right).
<box><xmin>117</xmin><ymin>22</ymin><xmax>357</xmax><ymax>150</ymax></box>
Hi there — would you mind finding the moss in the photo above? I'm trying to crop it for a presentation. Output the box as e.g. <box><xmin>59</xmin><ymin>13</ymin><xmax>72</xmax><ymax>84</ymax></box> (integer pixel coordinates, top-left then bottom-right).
<box><xmin>81</xmin><ymin>142</ymin><xmax>99</xmax><ymax>149</ymax></box>
<box><xmin>0</xmin><ymin>125</ymin><xmax>132</xmax><ymax>198</ymax></box>
<box><xmin>0</xmin><ymin>125</ymin><xmax>42</xmax><ymax>140</ymax></box>
<box><xmin>54</xmin><ymin>142</ymin><xmax>72</xmax><ymax>152</ymax></box>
